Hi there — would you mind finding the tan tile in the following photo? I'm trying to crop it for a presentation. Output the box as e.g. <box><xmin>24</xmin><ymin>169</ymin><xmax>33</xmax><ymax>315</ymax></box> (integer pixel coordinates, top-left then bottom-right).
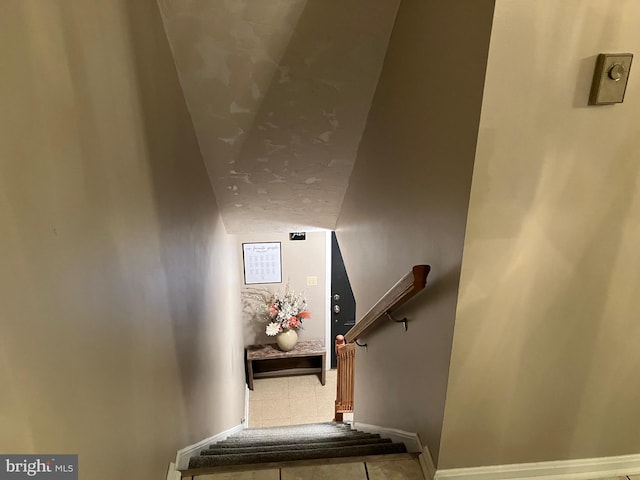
<box><xmin>315</xmin><ymin>415</ymin><xmax>336</xmax><ymax>423</ymax></box>
<box><xmin>324</xmin><ymin>370</ymin><xmax>337</xmax><ymax>383</ymax></box>
<box><xmin>252</xmin><ymin>378</ymin><xmax>290</xmax><ymax>400</ymax></box>
<box><xmin>320</xmin><ymin>389</ymin><xmax>336</xmax><ymax>400</ymax></box>
<box><xmin>254</xmin><ymin>378</ymin><xmax>288</xmax><ymax>392</ymax></box>
<box><xmin>254</xmin><ymin>377</ymin><xmax>288</xmax><ymax>388</ymax></box>
<box><xmin>249</xmin><ymin>400</ymin><xmax>263</xmax><ymax>417</ymax></box>
<box><xmin>628</xmin><ymin>475</ymin><xmax>640</xmax><ymax>480</ymax></box>
<box><xmin>288</xmin><ymin>383</ymin><xmax>317</xmax><ymax>399</ymax></box>
<box><xmin>289</xmin><ymin>415</ymin><xmax>317</xmax><ymax>426</ymax></box>
<box><xmin>315</xmin><ymin>401</ymin><xmax>335</xmax><ymax>421</ymax></box>
<box><xmin>314</xmin><ymin>383</ymin><xmax>335</xmax><ymax>397</ymax></box>
<box><xmin>248</xmin><ymin>417</ymin><xmax>262</xmax><ymax>428</ymax></box>
<box><xmin>262</xmin><ymin>398</ymin><xmax>291</xmax><ymax>420</ymax></box>
<box><xmin>248</xmin><ymin>399</ymin><xmax>262</xmax><ymax>428</ymax></box>
<box><xmin>261</xmin><ymin>418</ymin><xmax>290</xmax><ymax>427</ymax></box>
<box><xmin>251</xmin><ymin>390</ymin><xmax>285</xmax><ymax>401</ymax></box>
<box><xmin>197</xmin><ymin>470</ymin><xmax>279</xmax><ymax>480</ymax></box>
<box><xmin>314</xmin><ymin>393</ymin><xmax>335</xmax><ymax>405</ymax></box>
<box><xmin>315</xmin><ymin>393</ymin><xmax>335</xmax><ymax>405</ymax></box>
<box><xmin>318</xmin><ymin>376</ymin><xmax>336</xmax><ymax>389</ymax></box>
<box><xmin>289</xmin><ymin>374</ymin><xmax>322</xmax><ymax>387</ymax></box>
<box><xmin>366</xmin><ymin>458</ymin><xmax>425</xmax><ymax>480</ymax></box>
<box><xmin>289</xmin><ymin>395</ymin><xmax>317</xmax><ymax>417</ymax></box>
<box><xmin>315</xmin><ymin>392</ymin><xmax>334</xmax><ymax>403</ymax></box>
<box><xmin>282</xmin><ymin>462</ymin><xmax>366</xmax><ymax>480</ymax></box>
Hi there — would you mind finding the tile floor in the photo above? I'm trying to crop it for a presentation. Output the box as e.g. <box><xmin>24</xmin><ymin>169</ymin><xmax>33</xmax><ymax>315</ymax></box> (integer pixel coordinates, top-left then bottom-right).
<box><xmin>248</xmin><ymin>370</ymin><xmax>338</xmax><ymax>428</ymax></box>
<box><xmin>195</xmin><ymin>457</ymin><xmax>425</xmax><ymax>480</ymax></box>
<box><xmin>194</xmin><ymin>467</ymin><xmax>640</xmax><ymax>480</ymax></box>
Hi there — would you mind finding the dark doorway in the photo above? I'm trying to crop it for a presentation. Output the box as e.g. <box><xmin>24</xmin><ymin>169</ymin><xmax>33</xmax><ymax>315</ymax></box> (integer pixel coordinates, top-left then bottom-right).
<box><xmin>330</xmin><ymin>232</ymin><xmax>356</xmax><ymax>368</ymax></box>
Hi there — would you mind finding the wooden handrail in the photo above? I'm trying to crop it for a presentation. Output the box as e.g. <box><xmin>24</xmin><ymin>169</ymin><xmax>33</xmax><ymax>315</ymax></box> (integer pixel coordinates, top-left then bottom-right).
<box><xmin>333</xmin><ymin>265</ymin><xmax>430</xmax><ymax>421</ymax></box>
<box><xmin>344</xmin><ymin>265</ymin><xmax>430</xmax><ymax>343</ymax></box>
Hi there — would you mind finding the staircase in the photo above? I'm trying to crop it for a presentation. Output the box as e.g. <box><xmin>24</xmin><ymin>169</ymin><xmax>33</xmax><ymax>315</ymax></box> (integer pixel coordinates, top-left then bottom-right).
<box><xmin>181</xmin><ymin>422</ymin><xmax>424</xmax><ymax>479</ymax></box>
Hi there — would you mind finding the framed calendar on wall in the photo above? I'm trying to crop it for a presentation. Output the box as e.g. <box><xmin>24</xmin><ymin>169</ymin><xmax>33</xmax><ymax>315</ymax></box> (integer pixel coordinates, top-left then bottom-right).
<box><xmin>242</xmin><ymin>242</ymin><xmax>282</xmax><ymax>285</ymax></box>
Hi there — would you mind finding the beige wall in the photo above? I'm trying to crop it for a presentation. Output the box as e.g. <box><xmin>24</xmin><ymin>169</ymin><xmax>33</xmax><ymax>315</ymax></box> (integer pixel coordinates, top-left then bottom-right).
<box><xmin>238</xmin><ymin>232</ymin><xmax>327</xmax><ymax>346</ymax></box>
<box><xmin>335</xmin><ymin>0</ymin><xmax>495</xmax><ymax>464</ymax></box>
<box><xmin>440</xmin><ymin>0</ymin><xmax>640</xmax><ymax>469</ymax></box>
<box><xmin>0</xmin><ymin>1</ymin><xmax>244</xmax><ymax>479</ymax></box>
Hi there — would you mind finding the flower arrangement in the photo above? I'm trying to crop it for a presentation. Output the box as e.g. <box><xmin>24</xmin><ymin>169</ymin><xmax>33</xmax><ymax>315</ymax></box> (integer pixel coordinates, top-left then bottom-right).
<box><xmin>264</xmin><ymin>287</ymin><xmax>311</xmax><ymax>336</ymax></box>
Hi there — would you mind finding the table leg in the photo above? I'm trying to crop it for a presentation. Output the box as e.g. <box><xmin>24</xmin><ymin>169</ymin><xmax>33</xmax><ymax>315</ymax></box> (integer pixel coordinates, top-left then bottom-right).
<box><xmin>248</xmin><ymin>359</ymin><xmax>254</xmax><ymax>391</ymax></box>
<box><xmin>321</xmin><ymin>353</ymin><xmax>326</xmax><ymax>386</ymax></box>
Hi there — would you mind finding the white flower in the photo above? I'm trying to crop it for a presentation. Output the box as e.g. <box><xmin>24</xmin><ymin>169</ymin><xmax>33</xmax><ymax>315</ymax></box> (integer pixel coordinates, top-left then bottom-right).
<box><xmin>266</xmin><ymin>322</ymin><xmax>280</xmax><ymax>336</ymax></box>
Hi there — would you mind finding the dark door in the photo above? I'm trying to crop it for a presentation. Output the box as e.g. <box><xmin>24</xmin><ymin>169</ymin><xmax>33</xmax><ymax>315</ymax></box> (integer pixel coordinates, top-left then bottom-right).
<box><xmin>330</xmin><ymin>232</ymin><xmax>356</xmax><ymax>368</ymax></box>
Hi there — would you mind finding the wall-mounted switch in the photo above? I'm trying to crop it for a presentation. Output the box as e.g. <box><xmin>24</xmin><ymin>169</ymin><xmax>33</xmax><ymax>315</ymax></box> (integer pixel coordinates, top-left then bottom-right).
<box><xmin>589</xmin><ymin>53</ymin><xmax>633</xmax><ymax>105</ymax></box>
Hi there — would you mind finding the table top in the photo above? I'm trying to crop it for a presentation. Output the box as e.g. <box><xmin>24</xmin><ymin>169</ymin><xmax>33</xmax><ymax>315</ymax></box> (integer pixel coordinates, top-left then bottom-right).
<box><xmin>246</xmin><ymin>340</ymin><xmax>325</xmax><ymax>360</ymax></box>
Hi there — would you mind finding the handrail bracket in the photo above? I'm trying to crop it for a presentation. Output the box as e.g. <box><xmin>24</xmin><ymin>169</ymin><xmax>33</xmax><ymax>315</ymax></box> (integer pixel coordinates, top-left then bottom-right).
<box><xmin>354</xmin><ymin>340</ymin><xmax>368</xmax><ymax>349</ymax></box>
<box><xmin>386</xmin><ymin>311</ymin><xmax>408</xmax><ymax>331</ymax></box>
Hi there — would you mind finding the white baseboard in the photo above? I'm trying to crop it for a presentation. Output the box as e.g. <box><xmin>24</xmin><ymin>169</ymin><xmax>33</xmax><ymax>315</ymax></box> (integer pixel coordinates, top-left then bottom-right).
<box><xmin>175</xmin><ymin>423</ymin><xmax>245</xmax><ymax>470</ymax></box>
<box><xmin>434</xmin><ymin>453</ymin><xmax>640</xmax><ymax>480</ymax></box>
<box><xmin>244</xmin><ymin>384</ymin><xmax>250</xmax><ymax>427</ymax></box>
<box><xmin>351</xmin><ymin>422</ymin><xmax>423</xmax><ymax>453</ymax></box>
<box><xmin>165</xmin><ymin>462</ymin><xmax>181</xmax><ymax>480</ymax></box>
<box><xmin>419</xmin><ymin>445</ymin><xmax>437</xmax><ymax>480</ymax></box>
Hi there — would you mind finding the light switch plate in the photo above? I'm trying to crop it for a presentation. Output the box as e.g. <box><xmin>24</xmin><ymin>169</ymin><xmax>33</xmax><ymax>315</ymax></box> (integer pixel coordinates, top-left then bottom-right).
<box><xmin>589</xmin><ymin>53</ymin><xmax>633</xmax><ymax>105</ymax></box>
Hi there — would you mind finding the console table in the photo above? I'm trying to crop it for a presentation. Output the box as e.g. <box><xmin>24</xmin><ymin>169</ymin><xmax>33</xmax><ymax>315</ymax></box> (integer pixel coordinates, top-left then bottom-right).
<box><xmin>246</xmin><ymin>340</ymin><xmax>326</xmax><ymax>390</ymax></box>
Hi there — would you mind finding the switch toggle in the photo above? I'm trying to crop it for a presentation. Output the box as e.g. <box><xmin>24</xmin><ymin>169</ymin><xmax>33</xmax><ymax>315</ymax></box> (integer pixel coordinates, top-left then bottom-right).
<box><xmin>589</xmin><ymin>53</ymin><xmax>633</xmax><ymax>105</ymax></box>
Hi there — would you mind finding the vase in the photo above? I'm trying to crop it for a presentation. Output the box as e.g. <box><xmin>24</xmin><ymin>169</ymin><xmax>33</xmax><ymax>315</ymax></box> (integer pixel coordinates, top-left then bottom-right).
<box><xmin>276</xmin><ymin>329</ymin><xmax>298</xmax><ymax>352</ymax></box>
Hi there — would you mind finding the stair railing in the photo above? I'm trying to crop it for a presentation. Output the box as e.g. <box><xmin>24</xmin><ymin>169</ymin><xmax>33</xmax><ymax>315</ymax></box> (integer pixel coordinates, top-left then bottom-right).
<box><xmin>334</xmin><ymin>265</ymin><xmax>430</xmax><ymax>421</ymax></box>
<box><xmin>334</xmin><ymin>336</ymin><xmax>355</xmax><ymax>421</ymax></box>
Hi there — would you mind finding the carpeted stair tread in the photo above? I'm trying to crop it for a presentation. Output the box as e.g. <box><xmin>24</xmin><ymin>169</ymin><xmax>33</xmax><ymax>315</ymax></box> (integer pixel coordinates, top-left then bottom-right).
<box><xmin>231</xmin><ymin>422</ymin><xmax>349</xmax><ymax>435</ymax></box>
<box><xmin>201</xmin><ymin>437</ymin><xmax>393</xmax><ymax>455</ymax></box>
<box><xmin>224</xmin><ymin>423</ymin><xmax>352</xmax><ymax>439</ymax></box>
<box><xmin>189</xmin><ymin>442</ymin><xmax>407</xmax><ymax>469</ymax></box>
<box><xmin>213</xmin><ymin>432</ymin><xmax>380</xmax><ymax>448</ymax></box>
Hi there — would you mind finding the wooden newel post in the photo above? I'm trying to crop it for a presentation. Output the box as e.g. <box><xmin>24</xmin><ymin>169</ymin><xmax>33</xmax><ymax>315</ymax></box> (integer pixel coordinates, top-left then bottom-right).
<box><xmin>334</xmin><ymin>334</ymin><xmax>354</xmax><ymax>422</ymax></box>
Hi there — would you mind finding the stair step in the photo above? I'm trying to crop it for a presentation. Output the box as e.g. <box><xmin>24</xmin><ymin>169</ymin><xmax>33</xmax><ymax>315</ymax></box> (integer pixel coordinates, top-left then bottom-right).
<box><xmin>188</xmin><ymin>442</ymin><xmax>407</xmax><ymax>469</ymax></box>
<box><xmin>221</xmin><ymin>425</ymin><xmax>353</xmax><ymax>440</ymax></box>
<box><xmin>214</xmin><ymin>432</ymin><xmax>380</xmax><ymax>448</ymax></box>
<box><xmin>201</xmin><ymin>437</ymin><xmax>392</xmax><ymax>455</ymax></box>
<box><xmin>231</xmin><ymin>422</ymin><xmax>350</xmax><ymax>435</ymax></box>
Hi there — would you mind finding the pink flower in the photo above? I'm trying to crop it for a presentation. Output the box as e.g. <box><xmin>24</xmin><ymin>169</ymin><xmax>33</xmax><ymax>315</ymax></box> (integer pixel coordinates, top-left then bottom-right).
<box><xmin>298</xmin><ymin>310</ymin><xmax>311</xmax><ymax>319</ymax></box>
<box><xmin>288</xmin><ymin>317</ymin><xmax>300</xmax><ymax>329</ymax></box>
<box><xmin>268</xmin><ymin>304</ymin><xmax>279</xmax><ymax>317</ymax></box>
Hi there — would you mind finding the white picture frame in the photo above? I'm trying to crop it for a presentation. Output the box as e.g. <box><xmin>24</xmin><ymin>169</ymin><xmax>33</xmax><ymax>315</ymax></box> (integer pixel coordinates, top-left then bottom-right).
<box><xmin>242</xmin><ymin>242</ymin><xmax>282</xmax><ymax>285</ymax></box>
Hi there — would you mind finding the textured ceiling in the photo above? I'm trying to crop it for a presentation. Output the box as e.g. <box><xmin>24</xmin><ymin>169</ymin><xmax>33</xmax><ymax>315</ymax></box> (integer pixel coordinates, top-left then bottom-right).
<box><xmin>158</xmin><ymin>0</ymin><xmax>400</xmax><ymax>233</ymax></box>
